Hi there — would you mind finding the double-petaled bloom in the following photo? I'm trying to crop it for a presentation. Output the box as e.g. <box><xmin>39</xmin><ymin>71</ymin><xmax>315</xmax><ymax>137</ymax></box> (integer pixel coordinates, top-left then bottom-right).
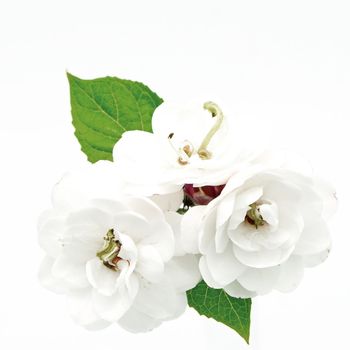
<box><xmin>181</xmin><ymin>165</ymin><xmax>336</xmax><ymax>297</ymax></box>
<box><xmin>38</xmin><ymin>165</ymin><xmax>200</xmax><ymax>332</ymax></box>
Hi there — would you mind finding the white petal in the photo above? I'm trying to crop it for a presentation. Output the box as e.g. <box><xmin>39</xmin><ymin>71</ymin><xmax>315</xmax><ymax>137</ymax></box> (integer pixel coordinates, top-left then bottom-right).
<box><xmin>38</xmin><ymin>255</ymin><xmax>70</xmax><ymax>294</ymax></box>
<box><xmin>124</xmin><ymin>181</ymin><xmax>182</xmax><ymax>197</ymax></box>
<box><xmin>118</xmin><ymin>233</ymin><xmax>138</xmax><ymax>262</ymax></box>
<box><xmin>228</xmin><ymin>207</ymin><xmax>248</xmax><ymax>231</ymax></box>
<box><xmin>233</xmin><ymin>241</ymin><xmax>294</xmax><ymax>268</ymax></box>
<box><xmin>302</xmin><ymin>248</ymin><xmax>330</xmax><ymax>267</ymax></box>
<box><xmin>312</xmin><ymin>177</ymin><xmax>337</xmax><ymax>220</ymax></box>
<box><xmin>83</xmin><ymin>319</ymin><xmax>112</xmax><ymax>331</ymax></box>
<box><xmin>224</xmin><ymin>281</ymin><xmax>257</xmax><ymax>298</ymax></box>
<box><xmin>224</xmin><ymin>187</ymin><xmax>263</xmax><ymax>234</ymax></box>
<box><xmin>199</xmin><ymin>256</ymin><xmax>225</xmax><ymax>289</ymax></box>
<box><xmin>61</xmin><ymin>227</ymin><xmax>99</xmax><ymax>262</ymax></box>
<box><xmin>198</xmin><ymin>209</ymin><xmax>217</xmax><ymax>254</ymax></box>
<box><xmin>67</xmin><ymin>288</ymin><xmax>110</xmax><ymax>330</ymax></box>
<box><xmin>38</xmin><ymin>209</ymin><xmax>63</xmax><ymax>231</ymax></box>
<box><xmin>152</xmin><ymin>102</ymin><xmax>208</xmax><ymax>147</ymax></box>
<box><xmin>136</xmin><ymin>245</ymin><xmax>164</xmax><ymax>283</ymax></box>
<box><xmin>113</xmin><ymin>211</ymin><xmax>151</xmax><ymax>243</ymax></box>
<box><xmin>206</xmin><ymin>245</ymin><xmax>246</xmax><ymax>286</ymax></box>
<box><xmin>229</xmin><ymin>223</ymin><xmax>261</xmax><ymax>252</ymax></box>
<box><xmin>38</xmin><ymin>217</ymin><xmax>65</xmax><ymax>258</ymax></box>
<box><xmin>88</xmin><ymin>199</ymin><xmax>126</xmax><ymax>217</ymax></box>
<box><xmin>118</xmin><ymin>306</ymin><xmax>162</xmax><ymax>333</ymax></box>
<box><xmin>52</xmin><ymin>173</ymin><xmax>85</xmax><ymax>211</ymax></box>
<box><xmin>216</xmin><ymin>192</ymin><xmax>236</xmax><ymax>229</ymax></box>
<box><xmin>86</xmin><ymin>257</ymin><xmax>119</xmax><ymax>296</ymax></box>
<box><xmin>164</xmin><ymin>255</ymin><xmax>201</xmax><ymax>292</ymax></box>
<box><xmin>181</xmin><ymin>206</ymin><xmax>206</xmax><ymax>254</ymax></box>
<box><xmin>259</xmin><ymin>203</ymin><xmax>279</xmax><ymax>226</ymax></box>
<box><xmin>66</xmin><ymin>208</ymin><xmax>113</xmax><ymax>236</ymax></box>
<box><xmin>279</xmin><ymin>150</ymin><xmax>314</xmax><ymax>175</ymax></box>
<box><xmin>114</xmin><ymin>259</ymin><xmax>137</xmax><ymax>293</ymax></box>
<box><xmin>164</xmin><ymin>211</ymin><xmax>186</xmax><ymax>256</ymax></box>
<box><xmin>113</xmin><ymin>131</ymin><xmax>160</xmax><ymax>165</ymax></box>
<box><xmin>220</xmin><ymin>167</ymin><xmax>260</xmax><ymax>196</ymax></box>
<box><xmin>237</xmin><ymin>266</ymin><xmax>280</xmax><ymax>294</ymax></box>
<box><xmin>113</xmin><ymin>131</ymin><xmax>174</xmax><ymax>193</ymax></box>
<box><xmin>275</xmin><ymin>255</ymin><xmax>304</xmax><ymax>293</ymax></box>
<box><xmin>215</xmin><ymin>222</ymin><xmax>230</xmax><ymax>253</ymax></box>
<box><xmin>261</xmin><ymin>208</ymin><xmax>304</xmax><ymax>249</ymax></box>
<box><xmin>151</xmin><ymin>190</ymin><xmax>184</xmax><ymax>212</ymax></box>
<box><xmin>235</xmin><ymin>186</ymin><xmax>263</xmax><ymax>210</ymax></box>
<box><xmin>252</xmin><ymin>226</ymin><xmax>296</xmax><ymax>251</ymax></box>
<box><xmin>124</xmin><ymin>197</ymin><xmax>164</xmax><ymax>223</ymax></box>
<box><xmin>293</xmin><ymin>219</ymin><xmax>331</xmax><ymax>255</ymax></box>
<box><xmin>140</xmin><ymin>220</ymin><xmax>174</xmax><ymax>262</ymax></box>
<box><xmin>134</xmin><ymin>282</ymin><xmax>186</xmax><ymax>320</ymax></box>
<box><xmin>52</xmin><ymin>162</ymin><xmax>124</xmax><ymax>210</ymax></box>
<box><xmin>263</xmin><ymin>177</ymin><xmax>302</xmax><ymax>206</ymax></box>
<box><xmin>52</xmin><ymin>254</ymin><xmax>90</xmax><ymax>289</ymax></box>
<box><xmin>93</xmin><ymin>274</ymin><xmax>139</xmax><ymax>322</ymax></box>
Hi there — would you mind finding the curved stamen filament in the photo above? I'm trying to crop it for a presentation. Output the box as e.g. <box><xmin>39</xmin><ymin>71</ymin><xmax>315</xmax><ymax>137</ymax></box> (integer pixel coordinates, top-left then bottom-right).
<box><xmin>197</xmin><ymin>101</ymin><xmax>224</xmax><ymax>160</ymax></box>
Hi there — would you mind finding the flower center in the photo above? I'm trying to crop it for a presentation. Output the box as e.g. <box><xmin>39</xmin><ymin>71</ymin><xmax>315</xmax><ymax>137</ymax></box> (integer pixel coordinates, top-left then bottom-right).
<box><xmin>245</xmin><ymin>203</ymin><xmax>266</xmax><ymax>229</ymax></box>
<box><xmin>96</xmin><ymin>229</ymin><xmax>123</xmax><ymax>271</ymax></box>
<box><xmin>168</xmin><ymin>101</ymin><xmax>225</xmax><ymax>166</ymax></box>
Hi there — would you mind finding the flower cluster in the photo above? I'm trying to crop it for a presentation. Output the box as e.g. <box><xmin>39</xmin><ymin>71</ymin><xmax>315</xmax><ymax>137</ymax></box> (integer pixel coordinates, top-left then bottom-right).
<box><xmin>39</xmin><ymin>101</ymin><xmax>336</xmax><ymax>332</ymax></box>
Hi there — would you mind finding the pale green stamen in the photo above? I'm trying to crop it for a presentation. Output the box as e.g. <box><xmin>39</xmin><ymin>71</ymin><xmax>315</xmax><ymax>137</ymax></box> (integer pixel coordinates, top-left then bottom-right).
<box><xmin>197</xmin><ymin>101</ymin><xmax>225</xmax><ymax>160</ymax></box>
<box><xmin>246</xmin><ymin>203</ymin><xmax>265</xmax><ymax>229</ymax></box>
<box><xmin>96</xmin><ymin>229</ymin><xmax>122</xmax><ymax>269</ymax></box>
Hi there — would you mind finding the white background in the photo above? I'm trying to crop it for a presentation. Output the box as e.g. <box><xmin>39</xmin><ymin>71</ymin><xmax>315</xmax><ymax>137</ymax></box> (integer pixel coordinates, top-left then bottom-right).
<box><xmin>0</xmin><ymin>0</ymin><xmax>349</xmax><ymax>349</ymax></box>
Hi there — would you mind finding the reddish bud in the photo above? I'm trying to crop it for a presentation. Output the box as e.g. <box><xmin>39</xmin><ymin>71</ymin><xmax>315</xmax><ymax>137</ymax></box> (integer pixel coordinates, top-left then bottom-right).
<box><xmin>184</xmin><ymin>184</ymin><xmax>225</xmax><ymax>205</ymax></box>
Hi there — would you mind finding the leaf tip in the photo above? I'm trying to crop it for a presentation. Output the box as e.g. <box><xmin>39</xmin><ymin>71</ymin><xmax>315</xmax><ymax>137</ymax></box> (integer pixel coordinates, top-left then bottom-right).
<box><xmin>66</xmin><ymin>71</ymin><xmax>76</xmax><ymax>83</ymax></box>
<box><xmin>243</xmin><ymin>333</ymin><xmax>250</xmax><ymax>345</ymax></box>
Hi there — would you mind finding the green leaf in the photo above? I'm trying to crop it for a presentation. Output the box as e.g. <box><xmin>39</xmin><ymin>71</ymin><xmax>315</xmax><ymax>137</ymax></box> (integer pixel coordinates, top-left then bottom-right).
<box><xmin>67</xmin><ymin>73</ymin><xmax>163</xmax><ymax>163</ymax></box>
<box><xmin>187</xmin><ymin>280</ymin><xmax>252</xmax><ymax>343</ymax></box>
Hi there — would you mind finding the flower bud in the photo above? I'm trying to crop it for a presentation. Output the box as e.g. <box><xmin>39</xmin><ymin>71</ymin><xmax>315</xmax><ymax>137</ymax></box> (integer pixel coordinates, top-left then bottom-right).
<box><xmin>184</xmin><ymin>184</ymin><xmax>225</xmax><ymax>205</ymax></box>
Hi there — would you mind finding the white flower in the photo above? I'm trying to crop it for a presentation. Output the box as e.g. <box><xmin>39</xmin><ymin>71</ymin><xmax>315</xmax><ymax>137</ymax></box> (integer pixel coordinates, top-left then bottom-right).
<box><xmin>113</xmin><ymin>101</ymin><xmax>255</xmax><ymax>195</ymax></box>
<box><xmin>182</xmin><ymin>165</ymin><xmax>336</xmax><ymax>297</ymax></box>
<box><xmin>38</xmin><ymin>165</ymin><xmax>200</xmax><ymax>332</ymax></box>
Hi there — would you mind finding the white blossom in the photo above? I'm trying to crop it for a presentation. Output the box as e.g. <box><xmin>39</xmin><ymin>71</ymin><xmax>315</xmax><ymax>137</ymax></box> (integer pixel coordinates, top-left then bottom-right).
<box><xmin>113</xmin><ymin>101</ymin><xmax>256</xmax><ymax>195</ymax></box>
<box><xmin>181</xmin><ymin>165</ymin><xmax>336</xmax><ymax>297</ymax></box>
<box><xmin>38</xmin><ymin>165</ymin><xmax>200</xmax><ymax>332</ymax></box>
